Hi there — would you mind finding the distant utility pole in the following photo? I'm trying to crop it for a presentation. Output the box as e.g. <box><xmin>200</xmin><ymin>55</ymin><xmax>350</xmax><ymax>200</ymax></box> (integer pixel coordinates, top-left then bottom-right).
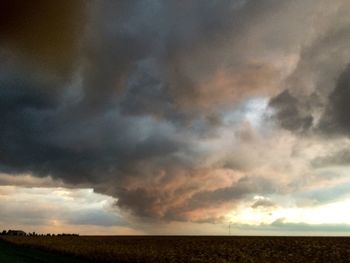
<box><xmin>228</xmin><ymin>222</ymin><xmax>231</xmax><ymax>236</ymax></box>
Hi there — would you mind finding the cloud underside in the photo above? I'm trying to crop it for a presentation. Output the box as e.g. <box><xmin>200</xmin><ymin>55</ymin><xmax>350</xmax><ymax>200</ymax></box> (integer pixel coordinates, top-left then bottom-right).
<box><xmin>0</xmin><ymin>0</ymin><xmax>350</xmax><ymax>226</ymax></box>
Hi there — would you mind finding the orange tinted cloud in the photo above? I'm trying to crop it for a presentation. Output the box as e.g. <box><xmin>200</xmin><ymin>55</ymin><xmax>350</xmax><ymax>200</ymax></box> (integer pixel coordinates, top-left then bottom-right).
<box><xmin>170</xmin><ymin>63</ymin><xmax>279</xmax><ymax>112</ymax></box>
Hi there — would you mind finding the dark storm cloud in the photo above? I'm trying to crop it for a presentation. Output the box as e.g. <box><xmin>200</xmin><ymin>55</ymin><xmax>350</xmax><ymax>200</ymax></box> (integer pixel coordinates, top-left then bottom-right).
<box><xmin>271</xmin><ymin>63</ymin><xmax>350</xmax><ymax>136</ymax></box>
<box><xmin>0</xmin><ymin>3</ymin><xmax>263</xmax><ymax>180</ymax></box>
<box><xmin>116</xmin><ymin>176</ymin><xmax>277</xmax><ymax>221</ymax></box>
<box><xmin>187</xmin><ymin>177</ymin><xmax>275</xmax><ymax>210</ymax></box>
<box><xmin>269</xmin><ymin>90</ymin><xmax>313</xmax><ymax>132</ymax></box>
<box><xmin>269</xmin><ymin>1</ymin><xmax>350</xmax><ymax>136</ymax></box>
<box><xmin>319</xmin><ymin>65</ymin><xmax>350</xmax><ymax>135</ymax></box>
<box><xmin>81</xmin><ymin>0</ymin><xmax>284</xmax><ymax>114</ymax></box>
<box><xmin>1</xmin><ymin>0</ymin><xmax>345</xmax><ymax>223</ymax></box>
<box><xmin>0</xmin><ymin>51</ymin><xmax>185</xmax><ymax>186</ymax></box>
<box><xmin>0</xmin><ymin>0</ymin><xmax>85</xmax><ymax>74</ymax></box>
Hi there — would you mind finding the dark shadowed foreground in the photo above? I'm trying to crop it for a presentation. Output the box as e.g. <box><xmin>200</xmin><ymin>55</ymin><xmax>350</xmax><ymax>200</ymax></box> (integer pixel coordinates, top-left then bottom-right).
<box><xmin>0</xmin><ymin>238</ymin><xmax>88</xmax><ymax>263</ymax></box>
<box><xmin>2</xmin><ymin>236</ymin><xmax>350</xmax><ymax>263</ymax></box>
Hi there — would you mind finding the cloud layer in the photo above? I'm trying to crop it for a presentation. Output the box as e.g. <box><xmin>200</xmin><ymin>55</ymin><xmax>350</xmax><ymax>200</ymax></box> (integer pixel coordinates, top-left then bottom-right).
<box><xmin>1</xmin><ymin>0</ymin><xmax>350</xmax><ymax>229</ymax></box>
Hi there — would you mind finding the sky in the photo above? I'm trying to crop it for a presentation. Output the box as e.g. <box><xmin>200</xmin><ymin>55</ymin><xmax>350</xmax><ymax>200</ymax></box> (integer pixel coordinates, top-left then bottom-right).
<box><xmin>0</xmin><ymin>0</ymin><xmax>350</xmax><ymax>235</ymax></box>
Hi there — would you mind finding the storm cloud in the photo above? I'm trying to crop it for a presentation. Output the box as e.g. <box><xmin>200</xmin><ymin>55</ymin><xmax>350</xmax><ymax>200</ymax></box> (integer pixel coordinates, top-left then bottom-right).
<box><xmin>1</xmin><ymin>0</ymin><xmax>350</xmax><ymax>227</ymax></box>
<box><xmin>0</xmin><ymin>0</ymin><xmax>85</xmax><ymax>74</ymax></box>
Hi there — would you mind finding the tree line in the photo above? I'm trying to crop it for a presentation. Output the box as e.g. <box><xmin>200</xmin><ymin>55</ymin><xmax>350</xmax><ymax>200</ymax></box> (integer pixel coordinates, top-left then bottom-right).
<box><xmin>0</xmin><ymin>230</ymin><xmax>79</xmax><ymax>236</ymax></box>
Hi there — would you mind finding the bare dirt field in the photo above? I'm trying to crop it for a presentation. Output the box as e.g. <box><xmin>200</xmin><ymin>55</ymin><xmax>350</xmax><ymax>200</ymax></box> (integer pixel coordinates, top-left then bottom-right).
<box><xmin>1</xmin><ymin>236</ymin><xmax>350</xmax><ymax>263</ymax></box>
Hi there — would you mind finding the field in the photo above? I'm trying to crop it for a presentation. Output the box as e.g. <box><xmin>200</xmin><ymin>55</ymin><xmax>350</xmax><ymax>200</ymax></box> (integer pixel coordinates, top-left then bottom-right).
<box><xmin>1</xmin><ymin>236</ymin><xmax>350</xmax><ymax>263</ymax></box>
<box><xmin>0</xmin><ymin>238</ymin><xmax>87</xmax><ymax>263</ymax></box>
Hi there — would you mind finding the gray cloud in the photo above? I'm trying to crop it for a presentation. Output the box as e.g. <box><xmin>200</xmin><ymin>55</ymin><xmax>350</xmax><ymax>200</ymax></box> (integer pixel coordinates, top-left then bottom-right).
<box><xmin>187</xmin><ymin>177</ymin><xmax>276</xmax><ymax>210</ymax></box>
<box><xmin>116</xmin><ymin>176</ymin><xmax>277</xmax><ymax>222</ymax></box>
<box><xmin>293</xmin><ymin>180</ymin><xmax>350</xmax><ymax>208</ymax></box>
<box><xmin>312</xmin><ymin>148</ymin><xmax>350</xmax><ymax>168</ymax></box>
<box><xmin>0</xmin><ymin>186</ymin><xmax>126</xmax><ymax>228</ymax></box>
<box><xmin>251</xmin><ymin>199</ymin><xmax>276</xmax><ymax>209</ymax></box>
<box><xmin>270</xmin><ymin>219</ymin><xmax>350</xmax><ymax>233</ymax></box>
<box><xmin>1</xmin><ymin>0</ymin><xmax>349</xmax><ymax>224</ymax></box>
<box><xmin>66</xmin><ymin>209</ymin><xmax>125</xmax><ymax>227</ymax></box>
<box><xmin>231</xmin><ymin>219</ymin><xmax>350</xmax><ymax>234</ymax></box>
<box><xmin>319</xmin><ymin>65</ymin><xmax>350</xmax><ymax>135</ymax></box>
<box><xmin>269</xmin><ymin>1</ymin><xmax>350</xmax><ymax>136</ymax></box>
<box><xmin>269</xmin><ymin>90</ymin><xmax>313</xmax><ymax>132</ymax></box>
<box><xmin>0</xmin><ymin>0</ymin><xmax>85</xmax><ymax>74</ymax></box>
